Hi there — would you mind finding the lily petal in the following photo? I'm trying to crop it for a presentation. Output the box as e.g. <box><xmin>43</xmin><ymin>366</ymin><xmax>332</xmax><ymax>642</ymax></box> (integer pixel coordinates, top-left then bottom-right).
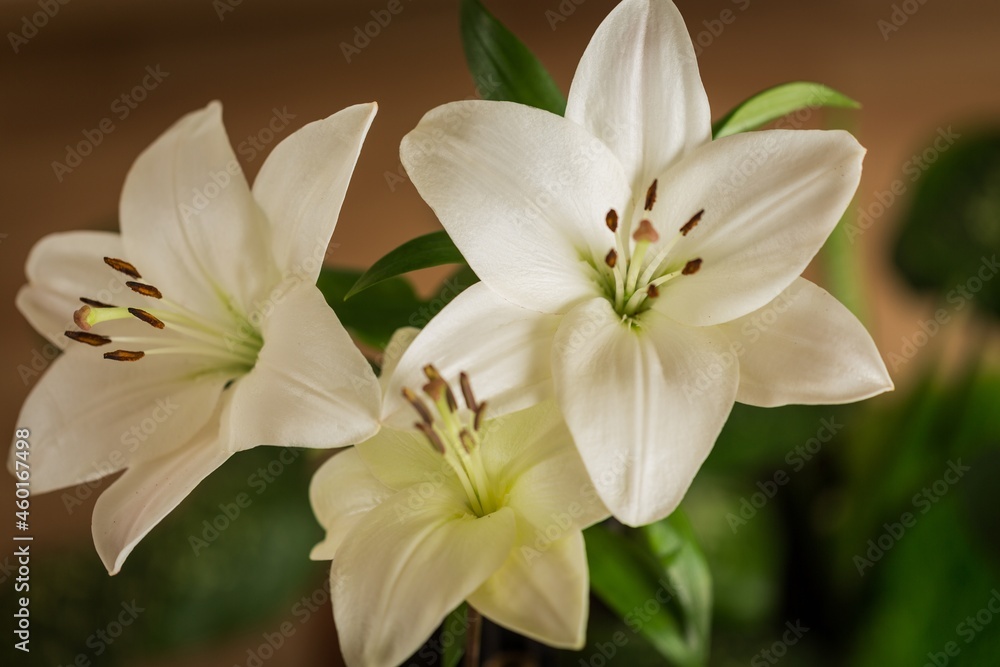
<box><xmin>17</xmin><ymin>231</ymin><xmax>138</xmax><ymax>347</ymax></box>
<box><xmin>355</xmin><ymin>427</ymin><xmax>452</xmax><ymax>492</ymax></box>
<box><xmin>252</xmin><ymin>103</ymin><xmax>377</xmax><ymax>283</ymax></box>
<box><xmin>309</xmin><ymin>449</ymin><xmax>392</xmax><ymax>560</ymax></box>
<box><xmin>653</xmin><ymin>129</ymin><xmax>865</xmax><ymax>326</ymax></box>
<box><xmin>380</xmin><ymin>326</ymin><xmax>420</xmax><ymax>394</ymax></box>
<box><xmin>226</xmin><ymin>283</ymin><xmax>380</xmax><ymax>452</ymax></box>
<box><xmin>566</xmin><ymin>0</ymin><xmax>711</xmax><ymax>196</ymax></box>
<box><xmin>401</xmin><ymin>100</ymin><xmax>631</xmax><ymax>313</ymax></box>
<box><xmin>11</xmin><ymin>345</ymin><xmax>226</xmax><ymax>494</ymax></box>
<box><xmin>119</xmin><ymin>102</ymin><xmax>277</xmax><ymax>318</ymax></box>
<box><xmin>469</xmin><ymin>531</ymin><xmax>589</xmax><ymax>650</ymax></box>
<box><xmin>91</xmin><ymin>401</ymin><xmax>232</xmax><ymax>574</ymax></box>
<box><xmin>552</xmin><ymin>298</ymin><xmax>738</xmax><ymax>526</ymax></box>
<box><xmin>332</xmin><ymin>490</ymin><xmax>516</xmax><ymax>667</ymax></box>
<box><xmin>720</xmin><ymin>278</ymin><xmax>893</xmax><ymax>407</ymax></box>
<box><xmin>381</xmin><ymin>283</ymin><xmax>559</xmax><ymax>428</ymax></box>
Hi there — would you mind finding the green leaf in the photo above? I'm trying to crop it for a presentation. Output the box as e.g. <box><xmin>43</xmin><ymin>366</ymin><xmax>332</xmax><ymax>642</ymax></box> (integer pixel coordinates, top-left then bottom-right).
<box><xmin>712</xmin><ymin>82</ymin><xmax>860</xmax><ymax>139</ymax></box>
<box><xmin>345</xmin><ymin>231</ymin><xmax>465</xmax><ymax>300</ymax></box>
<box><xmin>585</xmin><ymin>516</ymin><xmax>711</xmax><ymax>666</ymax></box>
<box><xmin>317</xmin><ymin>268</ymin><xmax>425</xmax><ymax>350</ymax></box>
<box><xmin>460</xmin><ymin>0</ymin><xmax>566</xmax><ymax>115</ymax></box>
<box><xmin>441</xmin><ymin>604</ymin><xmax>468</xmax><ymax>667</ymax></box>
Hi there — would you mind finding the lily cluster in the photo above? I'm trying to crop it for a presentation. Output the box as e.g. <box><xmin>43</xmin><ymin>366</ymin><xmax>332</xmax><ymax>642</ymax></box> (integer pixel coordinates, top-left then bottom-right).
<box><xmin>10</xmin><ymin>0</ymin><xmax>892</xmax><ymax>664</ymax></box>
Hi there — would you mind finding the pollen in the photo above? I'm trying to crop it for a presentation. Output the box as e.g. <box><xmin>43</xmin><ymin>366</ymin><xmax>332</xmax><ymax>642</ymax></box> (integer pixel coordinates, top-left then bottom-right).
<box><xmin>680</xmin><ymin>209</ymin><xmax>704</xmax><ymax>236</ymax></box>
<box><xmin>605</xmin><ymin>249</ymin><xmax>618</xmax><ymax>268</ymax></box>
<box><xmin>104</xmin><ymin>350</ymin><xmax>146</xmax><ymax>362</ymax></box>
<box><xmin>128</xmin><ymin>308</ymin><xmax>165</xmax><ymax>329</ymax></box>
<box><xmin>103</xmin><ymin>257</ymin><xmax>141</xmax><ymax>279</ymax></box>
<box><xmin>126</xmin><ymin>281</ymin><xmax>163</xmax><ymax>299</ymax></box>
<box><xmin>64</xmin><ymin>331</ymin><xmax>112</xmax><ymax>346</ymax></box>
<box><xmin>682</xmin><ymin>258</ymin><xmax>703</xmax><ymax>275</ymax></box>
<box><xmin>606</xmin><ymin>209</ymin><xmax>618</xmax><ymax>232</ymax></box>
<box><xmin>644</xmin><ymin>179</ymin><xmax>658</xmax><ymax>211</ymax></box>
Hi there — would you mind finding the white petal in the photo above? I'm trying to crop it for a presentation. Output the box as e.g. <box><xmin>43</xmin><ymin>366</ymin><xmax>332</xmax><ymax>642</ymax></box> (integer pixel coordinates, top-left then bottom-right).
<box><xmin>252</xmin><ymin>103</ymin><xmax>377</xmax><ymax>283</ymax></box>
<box><xmin>16</xmin><ymin>231</ymin><xmax>140</xmax><ymax>347</ymax></box>
<box><xmin>226</xmin><ymin>283</ymin><xmax>380</xmax><ymax>452</ymax></box>
<box><xmin>91</xmin><ymin>404</ymin><xmax>232</xmax><ymax>574</ymax></box>
<box><xmin>381</xmin><ymin>283</ymin><xmax>560</xmax><ymax>428</ymax></box>
<box><xmin>719</xmin><ymin>278</ymin><xmax>893</xmax><ymax>407</ymax></box>
<box><xmin>308</xmin><ymin>449</ymin><xmax>392</xmax><ymax>560</ymax></box>
<box><xmin>479</xmin><ymin>403</ymin><xmax>609</xmax><ymax>532</ymax></box>
<box><xmin>469</xmin><ymin>531</ymin><xmax>589</xmax><ymax>650</ymax></box>
<box><xmin>652</xmin><ymin>129</ymin><xmax>865</xmax><ymax>326</ymax></box>
<box><xmin>119</xmin><ymin>102</ymin><xmax>278</xmax><ymax>318</ymax></box>
<box><xmin>401</xmin><ymin>100</ymin><xmax>631</xmax><ymax>313</ymax></box>
<box><xmin>379</xmin><ymin>326</ymin><xmax>420</xmax><ymax>394</ymax></box>
<box><xmin>11</xmin><ymin>345</ymin><xmax>226</xmax><ymax>494</ymax></box>
<box><xmin>355</xmin><ymin>427</ymin><xmax>454</xmax><ymax>493</ymax></box>
<box><xmin>552</xmin><ymin>299</ymin><xmax>738</xmax><ymax>526</ymax></box>
<box><xmin>332</xmin><ymin>490</ymin><xmax>516</xmax><ymax>667</ymax></box>
<box><xmin>565</xmin><ymin>0</ymin><xmax>711</xmax><ymax>194</ymax></box>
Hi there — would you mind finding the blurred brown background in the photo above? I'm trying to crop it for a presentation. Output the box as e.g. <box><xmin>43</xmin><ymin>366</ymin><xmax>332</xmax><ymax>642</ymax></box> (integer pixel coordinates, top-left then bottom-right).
<box><xmin>1</xmin><ymin>0</ymin><xmax>999</xmax><ymax>665</ymax></box>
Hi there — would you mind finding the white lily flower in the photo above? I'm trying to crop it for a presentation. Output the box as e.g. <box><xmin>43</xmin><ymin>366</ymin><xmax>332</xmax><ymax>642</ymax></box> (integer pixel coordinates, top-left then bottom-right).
<box><xmin>388</xmin><ymin>0</ymin><xmax>893</xmax><ymax>526</ymax></box>
<box><xmin>12</xmin><ymin>101</ymin><xmax>382</xmax><ymax>573</ymax></box>
<box><xmin>310</xmin><ymin>349</ymin><xmax>608</xmax><ymax>666</ymax></box>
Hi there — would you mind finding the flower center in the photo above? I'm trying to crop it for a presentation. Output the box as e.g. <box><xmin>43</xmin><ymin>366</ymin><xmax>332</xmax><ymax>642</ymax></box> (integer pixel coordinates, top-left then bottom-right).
<box><xmin>64</xmin><ymin>256</ymin><xmax>263</xmax><ymax>378</ymax></box>
<box><xmin>597</xmin><ymin>179</ymin><xmax>705</xmax><ymax>320</ymax></box>
<box><xmin>403</xmin><ymin>366</ymin><xmax>497</xmax><ymax>517</ymax></box>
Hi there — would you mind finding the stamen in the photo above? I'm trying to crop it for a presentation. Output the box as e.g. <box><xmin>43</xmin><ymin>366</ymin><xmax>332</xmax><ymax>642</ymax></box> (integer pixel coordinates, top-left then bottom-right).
<box><xmin>680</xmin><ymin>209</ymin><xmax>704</xmax><ymax>236</ymax></box>
<box><xmin>415</xmin><ymin>422</ymin><xmax>446</xmax><ymax>454</ymax></box>
<box><xmin>632</xmin><ymin>219</ymin><xmax>660</xmax><ymax>244</ymax></box>
<box><xmin>605</xmin><ymin>209</ymin><xmax>618</xmax><ymax>232</ymax></box>
<box><xmin>104</xmin><ymin>257</ymin><xmax>141</xmax><ymax>279</ymax></box>
<box><xmin>605</xmin><ymin>249</ymin><xmax>618</xmax><ymax>268</ymax></box>
<box><xmin>474</xmin><ymin>402</ymin><xmax>487</xmax><ymax>431</ymax></box>
<box><xmin>126</xmin><ymin>281</ymin><xmax>163</xmax><ymax>299</ymax></box>
<box><xmin>64</xmin><ymin>331</ymin><xmax>111</xmax><ymax>346</ymax></box>
<box><xmin>80</xmin><ymin>297</ymin><xmax>114</xmax><ymax>308</ymax></box>
<box><xmin>104</xmin><ymin>350</ymin><xmax>145</xmax><ymax>362</ymax></box>
<box><xmin>682</xmin><ymin>258</ymin><xmax>703</xmax><ymax>275</ymax></box>
<box><xmin>459</xmin><ymin>372</ymin><xmax>478</xmax><ymax>411</ymax></box>
<box><xmin>647</xmin><ymin>284</ymin><xmax>660</xmax><ymax>299</ymax></box>
<box><xmin>128</xmin><ymin>308</ymin><xmax>165</xmax><ymax>329</ymax></box>
<box><xmin>459</xmin><ymin>429</ymin><xmax>476</xmax><ymax>454</ymax></box>
<box><xmin>422</xmin><ymin>378</ymin><xmax>446</xmax><ymax>402</ymax></box>
<box><xmin>644</xmin><ymin>179</ymin><xmax>658</xmax><ymax>211</ymax></box>
<box><xmin>402</xmin><ymin>388</ymin><xmax>434</xmax><ymax>425</ymax></box>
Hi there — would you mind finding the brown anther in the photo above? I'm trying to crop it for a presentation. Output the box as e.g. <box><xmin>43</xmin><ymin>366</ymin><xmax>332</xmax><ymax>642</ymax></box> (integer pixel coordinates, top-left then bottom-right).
<box><xmin>682</xmin><ymin>258</ymin><xmax>703</xmax><ymax>275</ymax></box>
<box><xmin>680</xmin><ymin>209</ymin><xmax>704</xmax><ymax>236</ymax></box>
<box><xmin>422</xmin><ymin>364</ymin><xmax>442</xmax><ymax>381</ymax></box>
<box><xmin>64</xmin><ymin>331</ymin><xmax>111</xmax><ymax>347</ymax></box>
<box><xmin>605</xmin><ymin>209</ymin><xmax>618</xmax><ymax>232</ymax></box>
<box><xmin>80</xmin><ymin>297</ymin><xmax>114</xmax><ymax>308</ymax></box>
<box><xmin>128</xmin><ymin>308</ymin><xmax>165</xmax><ymax>329</ymax></box>
<box><xmin>459</xmin><ymin>429</ymin><xmax>476</xmax><ymax>454</ymax></box>
<box><xmin>422</xmin><ymin>366</ymin><xmax>456</xmax><ymax>410</ymax></box>
<box><xmin>633</xmin><ymin>219</ymin><xmax>660</xmax><ymax>244</ymax></box>
<box><xmin>644</xmin><ymin>179</ymin><xmax>658</xmax><ymax>211</ymax></box>
<box><xmin>647</xmin><ymin>284</ymin><xmax>660</xmax><ymax>298</ymax></box>
<box><xmin>605</xmin><ymin>249</ymin><xmax>618</xmax><ymax>268</ymax></box>
<box><xmin>459</xmin><ymin>372</ymin><xmax>478</xmax><ymax>411</ymax></box>
<box><xmin>104</xmin><ymin>257</ymin><xmax>141</xmax><ymax>279</ymax></box>
<box><xmin>73</xmin><ymin>306</ymin><xmax>93</xmax><ymax>331</ymax></box>
<box><xmin>402</xmin><ymin>388</ymin><xmax>434</xmax><ymax>425</ymax></box>
<box><xmin>104</xmin><ymin>350</ymin><xmax>145</xmax><ymax>362</ymax></box>
<box><xmin>415</xmin><ymin>422</ymin><xmax>446</xmax><ymax>454</ymax></box>
<box><xmin>126</xmin><ymin>281</ymin><xmax>162</xmax><ymax>299</ymax></box>
<box><xmin>474</xmin><ymin>401</ymin><xmax>488</xmax><ymax>431</ymax></box>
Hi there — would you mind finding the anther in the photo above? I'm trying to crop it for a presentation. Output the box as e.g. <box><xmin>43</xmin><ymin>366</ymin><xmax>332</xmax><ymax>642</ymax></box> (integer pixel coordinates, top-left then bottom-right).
<box><xmin>104</xmin><ymin>257</ymin><xmax>141</xmax><ymax>279</ymax></box>
<box><xmin>128</xmin><ymin>308</ymin><xmax>165</xmax><ymax>329</ymax></box>
<box><xmin>605</xmin><ymin>249</ymin><xmax>618</xmax><ymax>268</ymax></box>
<box><xmin>644</xmin><ymin>179</ymin><xmax>658</xmax><ymax>211</ymax></box>
<box><xmin>605</xmin><ymin>209</ymin><xmax>618</xmax><ymax>232</ymax></box>
<box><xmin>402</xmin><ymin>388</ymin><xmax>435</xmax><ymax>425</ymax></box>
<box><xmin>104</xmin><ymin>350</ymin><xmax>145</xmax><ymax>362</ymax></box>
<box><xmin>64</xmin><ymin>331</ymin><xmax>111</xmax><ymax>347</ymax></box>
<box><xmin>474</xmin><ymin>401</ymin><xmax>488</xmax><ymax>432</ymax></box>
<box><xmin>633</xmin><ymin>219</ymin><xmax>660</xmax><ymax>244</ymax></box>
<box><xmin>459</xmin><ymin>429</ymin><xmax>476</xmax><ymax>454</ymax></box>
<box><xmin>126</xmin><ymin>281</ymin><xmax>163</xmax><ymax>299</ymax></box>
<box><xmin>423</xmin><ymin>365</ymin><xmax>442</xmax><ymax>381</ymax></box>
<box><xmin>459</xmin><ymin>372</ymin><xmax>478</xmax><ymax>411</ymax></box>
<box><xmin>415</xmin><ymin>422</ymin><xmax>446</xmax><ymax>454</ymax></box>
<box><xmin>647</xmin><ymin>284</ymin><xmax>660</xmax><ymax>298</ymax></box>
<box><xmin>682</xmin><ymin>258</ymin><xmax>703</xmax><ymax>275</ymax></box>
<box><xmin>680</xmin><ymin>209</ymin><xmax>704</xmax><ymax>236</ymax></box>
<box><xmin>80</xmin><ymin>297</ymin><xmax>114</xmax><ymax>308</ymax></box>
